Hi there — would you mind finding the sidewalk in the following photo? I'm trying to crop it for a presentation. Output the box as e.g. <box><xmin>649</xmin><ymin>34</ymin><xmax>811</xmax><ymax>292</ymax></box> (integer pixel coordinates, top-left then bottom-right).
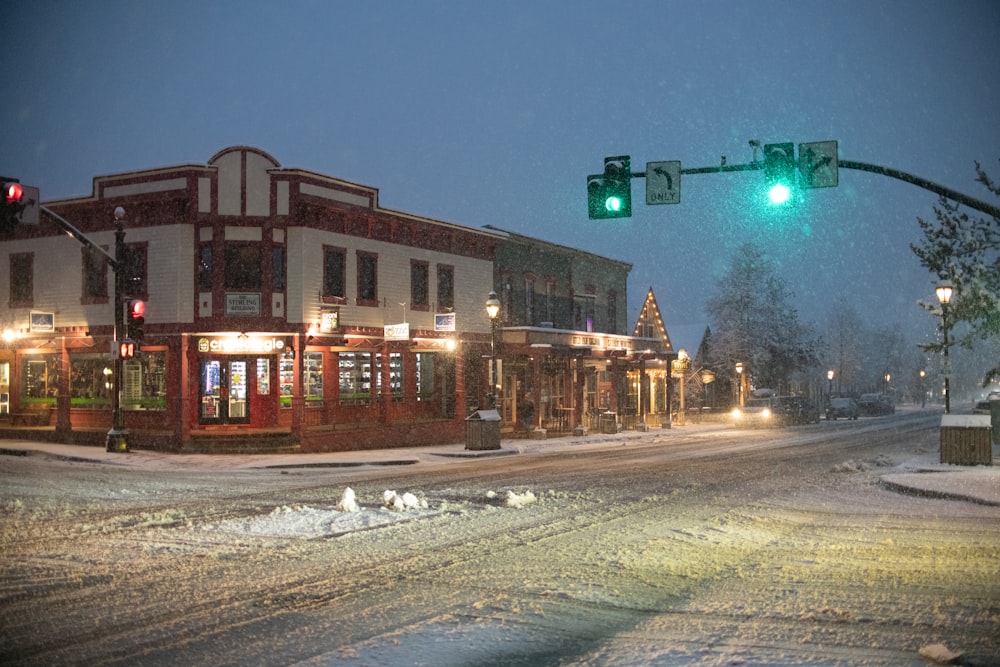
<box><xmin>1</xmin><ymin>425</ymin><xmax>997</xmax><ymax>506</ymax></box>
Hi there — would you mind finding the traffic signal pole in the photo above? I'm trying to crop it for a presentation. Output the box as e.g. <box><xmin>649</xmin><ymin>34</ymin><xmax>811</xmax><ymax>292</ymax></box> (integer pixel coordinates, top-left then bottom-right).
<box><xmin>39</xmin><ymin>204</ymin><xmax>131</xmax><ymax>452</ymax></box>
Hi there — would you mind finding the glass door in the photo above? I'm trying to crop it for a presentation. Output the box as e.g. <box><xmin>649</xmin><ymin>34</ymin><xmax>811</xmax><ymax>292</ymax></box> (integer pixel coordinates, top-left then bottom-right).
<box><xmin>199</xmin><ymin>358</ymin><xmax>251</xmax><ymax>425</ymax></box>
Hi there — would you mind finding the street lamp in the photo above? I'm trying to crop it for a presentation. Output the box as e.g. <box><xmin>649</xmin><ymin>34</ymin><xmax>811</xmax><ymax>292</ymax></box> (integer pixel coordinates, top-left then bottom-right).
<box><xmin>485</xmin><ymin>291</ymin><xmax>501</xmax><ymax>409</ymax></box>
<box><xmin>935</xmin><ymin>284</ymin><xmax>953</xmax><ymax>414</ymax></box>
<box><xmin>674</xmin><ymin>349</ymin><xmax>689</xmax><ymax>426</ymax></box>
<box><xmin>735</xmin><ymin>361</ymin><xmax>744</xmax><ymax>407</ymax></box>
<box><xmin>919</xmin><ymin>369</ymin><xmax>926</xmax><ymax>408</ymax></box>
<box><xmin>827</xmin><ymin>369</ymin><xmax>834</xmax><ymax>401</ymax></box>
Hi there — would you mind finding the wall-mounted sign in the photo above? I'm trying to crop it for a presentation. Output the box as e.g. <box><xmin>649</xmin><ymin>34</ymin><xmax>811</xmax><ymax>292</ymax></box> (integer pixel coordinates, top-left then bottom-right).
<box><xmin>225</xmin><ymin>293</ymin><xmax>261</xmax><ymax>316</ymax></box>
<box><xmin>434</xmin><ymin>312</ymin><xmax>456</xmax><ymax>332</ymax></box>
<box><xmin>197</xmin><ymin>336</ymin><xmax>288</xmax><ymax>354</ymax></box>
<box><xmin>29</xmin><ymin>311</ymin><xmax>55</xmax><ymax>333</ymax></box>
<box><xmin>384</xmin><ymin>323</ymin><xmax>410</xmax><ymax>341</ymax></box>
<box><xmin>320</xmin><ymin>310</ymin><xmax>339</xmax><ymax>332</ymax></box>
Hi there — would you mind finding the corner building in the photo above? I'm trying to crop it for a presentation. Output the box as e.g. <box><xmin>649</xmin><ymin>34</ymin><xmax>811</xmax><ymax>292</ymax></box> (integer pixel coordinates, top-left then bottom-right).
<box><xmin>0</xmin><ymin>146</ymin><xmax>670</xmax><ymax>451</ymax></box>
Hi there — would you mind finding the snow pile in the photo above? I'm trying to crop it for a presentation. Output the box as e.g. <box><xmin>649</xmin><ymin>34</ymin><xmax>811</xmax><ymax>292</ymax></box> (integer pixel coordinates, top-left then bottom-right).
<box><xmin>203</xmin><ymin>488</ymin><xmax>435</xmax><ymax>539</ymax></box>
<box><xmin>504</xmin><ymin>489</ymin><xmax>537</xmax><ymax>508</ymax></box>
<box><xmin>383</xmin><ymin>490</ymin><xmax>427</xmax><ymax>511</ymax></box>
<box><xmin>831</xmin><ymin>455</ymin><xmax>893</xmax><ymax>473</ymax></box>
<box><xmin>336</xmin><ymin>487</ymin><xmax>359</xmax><ymax>512</ymax></box>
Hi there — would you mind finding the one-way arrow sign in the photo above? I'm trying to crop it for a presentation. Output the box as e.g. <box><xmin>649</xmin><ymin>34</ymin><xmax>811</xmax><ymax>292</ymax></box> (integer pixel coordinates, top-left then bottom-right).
<box><xmin>799</xmin><ymin>140</ymin><xmax>838</xmax><ymax>189</ymax></box>
<box><xmin>646</xmin><ymin>161</ymin><xmax>681</xmax><ymax>204</ymax></box>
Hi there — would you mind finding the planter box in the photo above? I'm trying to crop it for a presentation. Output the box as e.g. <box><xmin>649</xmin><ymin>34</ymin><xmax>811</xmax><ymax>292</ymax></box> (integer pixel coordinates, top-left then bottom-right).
<box><xmin>940</xmin><ymin>415</ymin><xmax>992</xmax><ymax>466</ymax></box>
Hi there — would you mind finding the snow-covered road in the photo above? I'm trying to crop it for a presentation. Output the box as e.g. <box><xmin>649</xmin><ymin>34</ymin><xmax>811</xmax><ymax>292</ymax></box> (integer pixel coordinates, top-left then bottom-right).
<box><xmin>2</xmin><ymin>412</ymin><xmax>997</xmax><ymax>666</ymax></box>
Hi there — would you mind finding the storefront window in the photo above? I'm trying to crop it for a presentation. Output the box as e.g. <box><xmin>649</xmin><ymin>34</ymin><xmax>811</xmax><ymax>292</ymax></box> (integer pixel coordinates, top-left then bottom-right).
<box><xmin>278</xmin><ymin>349</ymin><xmax>294</xmax><ymax>407</ymax></box>
<box><xmin>21</xmin><ymin>355</ymin><xmax>57</xmax><ymax>404</ymax></box>
<box><xmin>256</xmin><ymin>358</ymin><xmax>270</xmax><ymax>395</ymax></box>
<box><xmin>415</xmin><ymin>352</ymin><xmax>435</xmax><ymax>400</ymax></box>
<box><xmin>123</xmin><ymin>351</ymin><xmax>166</xmax><ymax>410</ymax></box>
<box><xmin>339</xmin><ymin>351</ymin><xmax>371</xmax><ymax>405</ymax></box>
<box><xmin>376</xmin><ymin>352</ymin><xmax>403</xmax><ymax>402</ymax></box>
<box><xmin>70</xmin><ymin>354</ymin><xmax>113</xmax><ymax>408</ymax></box>
<box><xmin>303</xmin><ymin>351</ymin><xmax>323</xmax><ymax>406</ymax></box>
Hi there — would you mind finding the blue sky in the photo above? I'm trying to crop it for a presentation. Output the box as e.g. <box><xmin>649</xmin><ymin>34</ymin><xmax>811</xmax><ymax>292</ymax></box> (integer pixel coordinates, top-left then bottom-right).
<box><xmin>2</xmin><ymin>0</ymin><xmax>998</xmax><ymax>344</ymax></box>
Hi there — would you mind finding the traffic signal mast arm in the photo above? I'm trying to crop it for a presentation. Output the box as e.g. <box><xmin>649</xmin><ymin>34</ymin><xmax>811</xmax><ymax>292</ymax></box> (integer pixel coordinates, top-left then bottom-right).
<box><xmin>838</xmin><ymin>160</ymin><xmax>1000</xmax><ymax>219</ymax></box>
<box><xmin>629</xmin><ymin>157</ymin><xmax>1000</xmax><ymax>219</ymax></box>
<box><xmin>40</xmin><ymin>205</ymin><xmax>121</xmax><ymax>271</ymax></box>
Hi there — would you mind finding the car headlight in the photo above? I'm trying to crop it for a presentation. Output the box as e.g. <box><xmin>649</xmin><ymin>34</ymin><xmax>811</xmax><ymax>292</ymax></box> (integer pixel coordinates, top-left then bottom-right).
<box><xmin>731</xmin><ymin>408</ymin><xmax>742</xmax><ymax>419</ymax></box>
<box><xmin>762</xmin><ymin>408</ymin><xmax>771</xmax><ymax>418</ymax></box>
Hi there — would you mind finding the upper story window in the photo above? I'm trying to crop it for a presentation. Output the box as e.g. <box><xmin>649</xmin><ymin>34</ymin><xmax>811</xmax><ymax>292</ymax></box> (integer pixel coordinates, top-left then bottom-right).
<box><xmin>524</xmin><ymin>274</ymin><xmax>536</xmax><ymax>326</ymax></box>
<box><xmin>411</xmin><ymin>260</ymin><xmax>429</xmax><ymax>309</ymax></box>
<box><xmin>272</xmin><ymin>246</ymin><xmax>285</xmax><ymax>291</ymax></box>
<box><xmin>501</xmin><ymin>275</ymin><xmax>512</xmax><ymax>325</ymax></box>
<box><xmin>124</xmin><ymin>243</ymin><xmax>148</xmax><ymax>298</ymax></box>
<box><xmin>224</xmin><ymin>243</ymin><xmax>261</xmax><ymax>290</ymax></box>
<box><xmin>323</xmin><ymin>246</ymin><xmax>346</xmax><ymax>300</ymax></box>
<box><xmin>607</xmin><ymin>290</ymin><xmax>618</xmax><ymax>334</ymax></box>
<box><xmin>437</xmin><ymin>264</ymin><xmax>454</xmax><ymax>310</ymax></box>
<box><xmin>545</xmin><ymin>279</ymin><xmax>556</xmax><ymax>324</ymax></box>
<box><xmin>198</xmin><ymin>243</ymin><xmax>212</xmax><ymax>290</ymax></box>
<box><xmin>357</xmin><ymin>251</ymin><xmax>378</xmax><ymax>306</ymax></box>
<box><xmin>9</xmin><ymin>252</ymin><xmax>33</xmax><ymax>308</ymax></box>
<box><xmin>82</xmin><ymin>246</ymin><xmax>109</xmax><ymax>303</ymax></box>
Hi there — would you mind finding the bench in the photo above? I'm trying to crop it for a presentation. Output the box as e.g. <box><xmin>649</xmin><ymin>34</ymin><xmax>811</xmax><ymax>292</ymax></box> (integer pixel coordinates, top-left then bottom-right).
<box><xmin>10</xmin><ymin>410</ymin><xmax>50</xmax><ymax>426</ymax></box>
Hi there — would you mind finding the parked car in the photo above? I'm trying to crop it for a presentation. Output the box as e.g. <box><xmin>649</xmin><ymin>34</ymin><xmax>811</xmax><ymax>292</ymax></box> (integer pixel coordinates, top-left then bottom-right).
<box><xmin>780</xmin><ymin>396</ymin><xmax>821</xmax><ymax>424</ymax></box>
<box><xmin>973</xmin><ymin>391</ymin><xmax>999</xmax><ymax>415</ymax></box>
<box><xmin>827</xmin><ymin>397</ymin><xmax>859</xmax><ymax>420</ymax></box>
<box><xmin>858</xmin><ymin>393</ymin><xmax>894</xmax><ymax>416</ymax></box>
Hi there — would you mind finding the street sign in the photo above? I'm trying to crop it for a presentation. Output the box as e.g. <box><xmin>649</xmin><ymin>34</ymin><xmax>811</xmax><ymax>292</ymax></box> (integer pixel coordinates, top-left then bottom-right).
<box><xmin>799</xmin><ymin>140</ymin><xmax>838</xmax><ymax>188</ymax></box>
<box><xmin>646</xmin><ymin>161</ymin><xmax>681</xmax><ymax>204</ymax></box>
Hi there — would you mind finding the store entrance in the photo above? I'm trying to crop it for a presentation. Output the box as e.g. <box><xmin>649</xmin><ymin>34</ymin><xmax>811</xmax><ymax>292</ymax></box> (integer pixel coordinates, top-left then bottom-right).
<box><xmin>199</xmin><ymin>358</ymin><xmax>250</xmax><ymax>425</ymax></box>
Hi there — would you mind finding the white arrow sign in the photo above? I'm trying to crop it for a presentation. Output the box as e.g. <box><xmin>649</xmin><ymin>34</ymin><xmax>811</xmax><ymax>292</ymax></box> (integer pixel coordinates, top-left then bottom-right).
<box><xmin>646</xmin><ymin>161</ymin><xmax>681</xmax><ymax>205</ymax></box>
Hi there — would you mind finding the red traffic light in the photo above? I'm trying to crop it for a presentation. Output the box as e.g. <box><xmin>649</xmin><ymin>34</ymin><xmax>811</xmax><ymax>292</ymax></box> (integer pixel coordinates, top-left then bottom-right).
<box><xmin>4</xmin><ymin>182</ymin><xmax>23</xmax><ymax>203</ymax></box>
<box><xmin>128</xmin><ymin>299</ymin><xmax>146</xmax><ymax>318</ymax></box>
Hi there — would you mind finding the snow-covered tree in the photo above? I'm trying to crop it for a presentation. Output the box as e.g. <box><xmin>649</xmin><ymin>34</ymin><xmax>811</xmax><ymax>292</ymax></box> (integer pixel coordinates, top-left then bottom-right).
<box><xmin>910</xmin><ymin>160</ymin><xmax>1000</xmax><ymax>385</ymax></box>
<box><xmin>705</xmin><ymin>243</ymin><xmax>820</xmax><ymax>394</ymax></box>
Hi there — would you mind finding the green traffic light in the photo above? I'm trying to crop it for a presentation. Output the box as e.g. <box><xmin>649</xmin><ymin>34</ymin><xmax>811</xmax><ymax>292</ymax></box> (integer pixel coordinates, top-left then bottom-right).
<box><xmin>605</xmin><ymin>195</ymin><xmax>623</xmax><ymax>213</ymax></box>
<box><xmin>768</xmin><ymin>183</ymin><xmax>792</xmax><ymax>205</ymax></box>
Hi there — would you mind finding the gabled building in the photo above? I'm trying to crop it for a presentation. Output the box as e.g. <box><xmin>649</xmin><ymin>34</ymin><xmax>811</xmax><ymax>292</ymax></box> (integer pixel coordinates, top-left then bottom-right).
<box><xmin>0</xmin><ymin>146</ymin><xmax>671</xmax><ymax>451</ymax></box>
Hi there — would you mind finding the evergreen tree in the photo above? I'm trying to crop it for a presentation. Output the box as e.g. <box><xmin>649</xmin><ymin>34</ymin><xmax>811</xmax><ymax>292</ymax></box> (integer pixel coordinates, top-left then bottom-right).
<box><xmin>706</xmin><ymin>243</ymin><xmax>820</xmax><ymax>394</ymax></box>
<box><xmin>910</xmin><ymin>160</ymin><xmax>1000</xmax><ymax>385</ymax></box>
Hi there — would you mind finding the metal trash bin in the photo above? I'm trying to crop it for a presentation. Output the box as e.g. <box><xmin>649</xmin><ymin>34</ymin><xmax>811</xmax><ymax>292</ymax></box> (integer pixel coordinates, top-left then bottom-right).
<box><xmin>939</xmin><ymin>414</ymin><xmax>992</xmax><ymax>465</ymax></box>
<box><xmin>466</xmin><ymin>409</ymin><xmax>501</xmax><ymax>450</ymax></box>
<box><xmin>599</xmin><ymin>411</ymin><xmax>617</xmax><ymax>434</ymax></box>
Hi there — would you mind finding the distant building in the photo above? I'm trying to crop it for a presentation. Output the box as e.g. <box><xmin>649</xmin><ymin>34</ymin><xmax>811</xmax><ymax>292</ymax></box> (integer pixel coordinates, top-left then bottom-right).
<box><xmin>0</xmin><ymin>146</ymin><xmax>671</xmax><ymax>451</ymax></box>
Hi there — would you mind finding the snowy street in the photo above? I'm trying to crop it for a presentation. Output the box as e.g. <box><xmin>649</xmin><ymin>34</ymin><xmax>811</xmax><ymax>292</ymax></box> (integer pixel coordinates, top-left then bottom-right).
<box><xmin>2</xmin><ymin>411</ymin><xmax>998</xmax><ymax>666</ymax></box>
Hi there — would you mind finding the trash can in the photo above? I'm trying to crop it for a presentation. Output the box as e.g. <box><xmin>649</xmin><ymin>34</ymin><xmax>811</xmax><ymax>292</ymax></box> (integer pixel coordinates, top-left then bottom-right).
<box><xmin>466</xmin><ymin>409</ymin><xmax>501</xmax><ymax>450</ymax></box>
<box><xmin>599</xmin><ymin>411</ymin><xmax>617</xmax><ymax>434</ymax></box>
<box><xmin>939</xmin><ymin>414</ymin><xmax>992</xmax><ymax>465</ymax></box>
<box><xmin>991</xmin><ymin>396</ymin><xmax>1000</xmax><ymax>446</ymax></box>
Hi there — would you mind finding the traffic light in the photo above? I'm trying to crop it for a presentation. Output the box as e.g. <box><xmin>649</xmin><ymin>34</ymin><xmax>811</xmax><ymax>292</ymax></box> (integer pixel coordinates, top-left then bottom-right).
<box><xmin>763</xmin><ymin>142</ymin><xmax>796</xmax><ymax>205</ymax></box>
<box><xmin>4</xmin><ymin>182</ymin><xmax>23</xmax><ymax>204</ymax></box>
<box><xmin>118</xmin><ymin>340</ymin><xmax>136</xmax><ymax>360</ymax></box>
<box><xmin>587</xmin><ymin>155</ymin><xmax>632</xmax><ymax>219</ymax></box>
<box><xmin>125</xmin><ymin>299</ymin><xmax>145</xmax><ymax>345</ymax></box>
<box><xmin>1</xmin><ymin>180</ymin><xmax>24</xmax><ymax>231</ymax></box>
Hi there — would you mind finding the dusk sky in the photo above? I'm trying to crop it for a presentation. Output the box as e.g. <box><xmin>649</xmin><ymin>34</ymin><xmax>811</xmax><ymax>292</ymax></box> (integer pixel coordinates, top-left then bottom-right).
<box><xmin>2</xmin><ymin>1</ymin><xmax>998</xmax><ymax>349</ymax></box>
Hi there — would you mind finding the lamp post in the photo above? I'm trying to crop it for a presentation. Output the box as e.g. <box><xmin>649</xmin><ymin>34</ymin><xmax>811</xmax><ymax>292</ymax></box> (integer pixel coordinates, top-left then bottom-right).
<box><xmin>673</xmin><ymin>349</ymin><xmax>689</xmax><ymax>426</ymax></box>
<box><xmin>935</xmin><ymin>284</ymin><xmax>953</xmax><ymax>414</ymax></box>
<box><xmin>826</xmin><ymin>369</ymin><xmax>834</xmax><ymax>402</ymax></box>
<box><xmin>735</xmin><ymin>361</ymin><xmax>744</xmax><ymax>407</ymax></box>
<box><xmin>485</xmin><ymin>290</ymin><xmax>501</xmax><ymax>409</ymax></box>
<box><xmin>919</xmin><ymin>369</ymin><xmax>926</xmax><ymax>408</ymax></box>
